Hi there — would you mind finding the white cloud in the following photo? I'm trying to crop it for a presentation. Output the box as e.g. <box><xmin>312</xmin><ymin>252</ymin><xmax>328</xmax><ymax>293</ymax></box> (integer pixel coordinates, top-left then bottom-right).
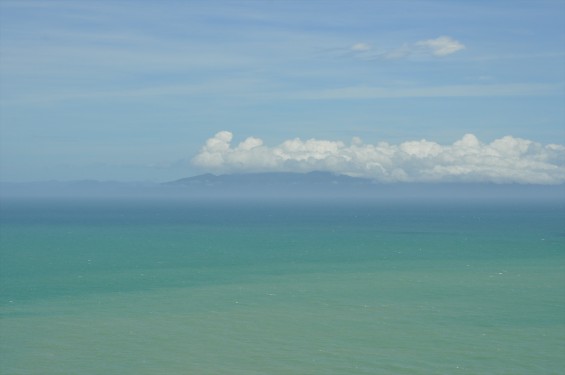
<box><xmin>348</xmin><ymin>35</ymin><xmax>465</xmax><ymax>60</ymax></box>
<box><xmin>192</xmin><ymin>131</ymin><xmax>565</xmax><ymax>184</ymax></box>
<box><xmin>415</xmin><ymin>36</ymin><xmax>465</xmax><ymax>56</ymax></box>
<box><xmin>351</xmin><ymin>42</ymin><xmax>372</xmax><ymax>52</ymax></box>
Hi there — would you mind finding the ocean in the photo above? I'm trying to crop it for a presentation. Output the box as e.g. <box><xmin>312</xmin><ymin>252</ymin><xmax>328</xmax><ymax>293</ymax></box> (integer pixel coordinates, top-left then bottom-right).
<box><xmin>0</xmin><ymin>197</ymin><xmax>564</xmax><ymax>374</ymax></box>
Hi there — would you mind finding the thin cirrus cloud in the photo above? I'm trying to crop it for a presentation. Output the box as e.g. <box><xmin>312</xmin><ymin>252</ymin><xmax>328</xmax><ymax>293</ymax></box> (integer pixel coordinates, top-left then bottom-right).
<box><xmin>291</xmin><ymin>83</ymin><xmax>561</xmax><ymax>100</ymax></box>
<box><xmin>192</xmin><ymin>131</ymin><xmax>565</xmax><ymax>184</ymax></box>
<box><xmin>415</xmin><ymin>36</ymin><xmax>466</xmax><ymax>56</ymax></box>
<box><xmin>349</xmin><ymin>36</ymin><xmax>465</xmax><ymax>60</ymax></box>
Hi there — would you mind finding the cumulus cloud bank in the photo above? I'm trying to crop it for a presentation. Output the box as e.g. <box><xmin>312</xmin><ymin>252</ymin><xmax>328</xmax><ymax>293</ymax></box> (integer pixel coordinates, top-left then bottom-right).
<box><xmin>192</xmin><ymin>131</ymin><xmax>565</xmax><ymax>184</ymax></box>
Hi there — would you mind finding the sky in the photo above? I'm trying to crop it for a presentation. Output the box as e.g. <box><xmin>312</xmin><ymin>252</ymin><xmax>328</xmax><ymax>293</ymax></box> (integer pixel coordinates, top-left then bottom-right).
<box><xmin>0</xmin><ymin>0</ymin><xmax>564</xmax><ymax>183</ymax></box>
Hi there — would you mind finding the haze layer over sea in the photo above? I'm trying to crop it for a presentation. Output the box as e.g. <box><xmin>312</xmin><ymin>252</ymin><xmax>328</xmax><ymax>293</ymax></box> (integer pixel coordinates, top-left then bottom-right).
<box><xmin>1</xmin><ymin>195</ymin><xmax>564</xmax><ymax>374</ymax></box>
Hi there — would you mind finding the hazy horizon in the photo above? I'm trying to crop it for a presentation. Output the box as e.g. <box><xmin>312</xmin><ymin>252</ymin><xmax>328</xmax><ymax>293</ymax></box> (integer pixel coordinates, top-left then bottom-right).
<box><xmin>1</xmin><ymin>171</ymin><xmax>564</xmax><ymax>202</ymax></box>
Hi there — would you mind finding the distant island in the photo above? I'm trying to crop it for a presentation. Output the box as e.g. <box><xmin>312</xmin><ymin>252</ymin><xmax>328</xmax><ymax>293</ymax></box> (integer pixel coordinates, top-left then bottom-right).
<box><xmin>166</xmin><ymin>171</ymin><xmax>373</xmax><ymax>189</ymax></box>
<box><xmin>1</xmin><ymin>171</ymin><xmax>564</xmax><ymax>201</ymax></box>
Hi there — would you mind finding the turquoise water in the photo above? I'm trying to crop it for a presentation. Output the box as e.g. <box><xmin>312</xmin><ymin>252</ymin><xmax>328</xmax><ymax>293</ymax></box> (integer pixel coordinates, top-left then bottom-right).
<box><xmin>1</xmin><ymin>198</ymin><xmax>564</xmax><ymax>374</ymax></box>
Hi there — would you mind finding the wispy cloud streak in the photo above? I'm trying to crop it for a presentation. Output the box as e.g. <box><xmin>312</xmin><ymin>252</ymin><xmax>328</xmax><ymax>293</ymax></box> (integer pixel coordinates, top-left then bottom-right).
<box><xmin>290</xmin><ymin>83</ymin><xmax>562</xmax><ymax>100</ymax></box>
<box><xmin>346</xmin><ymin>35</ymin><xmax>466</xmax><ymax>60</ymax></box>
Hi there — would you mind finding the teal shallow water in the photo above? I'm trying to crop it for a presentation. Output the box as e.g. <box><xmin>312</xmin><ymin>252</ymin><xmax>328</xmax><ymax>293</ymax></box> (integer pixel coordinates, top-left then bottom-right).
<box><xmin>1</xmin><ymin>199</ymin><xmax>564</xmax><ymax>374</ymax></box>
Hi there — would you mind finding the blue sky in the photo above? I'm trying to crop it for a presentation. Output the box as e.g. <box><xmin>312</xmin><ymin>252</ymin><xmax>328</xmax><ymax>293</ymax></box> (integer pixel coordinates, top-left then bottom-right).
<box><xmin>0</xmin><ymin>0</ymin><xmax>564</xmax><ymax>182</ymax></box>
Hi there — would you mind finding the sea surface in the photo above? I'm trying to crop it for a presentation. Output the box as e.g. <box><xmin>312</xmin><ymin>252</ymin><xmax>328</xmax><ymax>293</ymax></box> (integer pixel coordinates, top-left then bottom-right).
<box><xmin>0</xmin><ymin>197</ymin><xmax>564</xmax><ymax>374</ymax></box>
